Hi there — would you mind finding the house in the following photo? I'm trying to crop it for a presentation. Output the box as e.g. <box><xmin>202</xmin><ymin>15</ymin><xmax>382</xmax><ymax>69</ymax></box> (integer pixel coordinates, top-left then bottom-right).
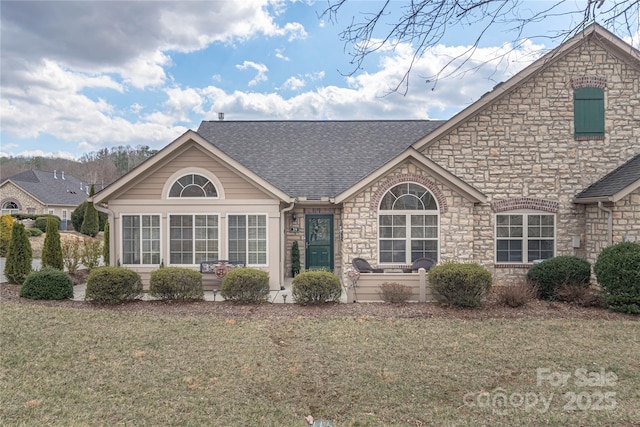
<box><xmin>0</xmin><ymin>170</ymin><xmax>91</xmax><ymax>228</ymax></box>
<box><xmin>93</xmin><ymin>24</ymin><xmax>639</xmax><ymax>298</ymax></box>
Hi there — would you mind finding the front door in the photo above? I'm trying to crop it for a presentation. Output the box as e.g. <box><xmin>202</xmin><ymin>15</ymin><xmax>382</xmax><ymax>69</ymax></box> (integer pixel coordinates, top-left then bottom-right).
<box><xmin>305</xmin><ymin>214</ymin><xmax>333</xmax><ymax>271</ymax></box>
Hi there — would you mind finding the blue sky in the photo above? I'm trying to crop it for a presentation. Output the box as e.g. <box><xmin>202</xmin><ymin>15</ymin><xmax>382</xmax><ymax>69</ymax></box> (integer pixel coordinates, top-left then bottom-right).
<box><xmin>1</xmin><ymin>0</ymin><xmax>638</xmax><ymax>160</ymax></box>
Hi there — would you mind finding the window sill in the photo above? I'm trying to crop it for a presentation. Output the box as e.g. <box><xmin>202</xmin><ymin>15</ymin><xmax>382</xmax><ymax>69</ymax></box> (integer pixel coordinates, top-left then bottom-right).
<box><xmin>495</xmin><ymin>263</ymin><xmax>532</xmax><ymax>269</ymax></box>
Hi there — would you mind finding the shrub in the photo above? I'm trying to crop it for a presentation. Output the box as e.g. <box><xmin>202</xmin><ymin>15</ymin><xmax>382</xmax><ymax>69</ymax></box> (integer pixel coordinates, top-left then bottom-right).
<box><xmin>594</xmin><ymin>242</ymin><xmax>640</xmax><ymax>314</ymax></box>
<box><xmin>4</xmin><ymin>222</ymin><xmax>32</xmax><ymax>285</ymax></box>
<box><xmin>291</xmin><ymin>270</ymin><xmax>342</xmax><ymax>305</ymax></box>
<box><xmin>291</xmin><ymin>241</ymin><xmax>301</xmax><ymax>276</ymax></box>
<box><xmin>34</xmin><ymin>215</ymin><xmax>60</xmax><ymax>233</ymax></box>
<box><xmin>72</xmin><ymin>201</ymin><xmax>107</xmax><ymax>233</ymax></box>
<box><xmin>103</xmin><ymin>220</ymin><xmax>110</xmax><ymax>266</ymax></box>
<box><xmin>42</xmin><ymin>216</ymin><xmax>64</xmax><ymax>270</ymax></box>
<box><xmin>0</xmin><ymin>214</ymin><xmax>13</xmax><ymax>257</ymax></box>
<box><xmin>150</xmin><ymin>267</ymin><xmax>204</xmax><ymax>300</ymax></box>
<box><xmin>379</xmin><ymin>282</ymin><xmax>413</xmax><ymax>303</ymax></box>
<box><xmin>62</xmin><ymin>238</ymin><xmax>83</xmax><ymax>274</ymax></box>
<box><xmin>27</xmin><ymin>228</ymin><xmax>43</xmax><ymax>237</ymax></box>
<box><xmin>556</xmin><ymin>283</ymin><xmax>603</xmax><ymax>307</ymax></box>
<box><xmin>80</xmin><ymin>201</ymin><xmax>99</xmax><ymax>237</ymax></box>
<box><xmin>429</xmin><ymin>261</ymin><xmax>492</xmax><ymax>308</ymax></box>
<box><xmin>495</xmin><ymin>281</ymin><xmax>538</xmax><ymax>308</ymax></box>
<box><xmin>85</xmin><ymin>266</ymin><xmax>142</xmax><ymax>304</ymax></box>
<box><xmin>526</xmin><ymin>256</ymin><xmax>591</xmax><ymax>300</ymax></box>
<box><xmin>220</xmin><ymin>268</ymin><xmax>270</xmax><ymax>303</ymax></box>
<box><xmin>81</xmin><ymin>238</ymin><xmax>102</xmax><ymax>270</ymax></box>
<box><xmin>20</xmin><ymin>267</ymin><xmax>73</xmax><ymax>300</ymax></box>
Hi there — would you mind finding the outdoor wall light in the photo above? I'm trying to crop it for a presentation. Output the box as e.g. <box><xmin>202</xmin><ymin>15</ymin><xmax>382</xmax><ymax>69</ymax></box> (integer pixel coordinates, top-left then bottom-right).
<box><xmin>291</xmin><ymin>212</ymin><xmax>297</xmax><ymax>222</ymax></box>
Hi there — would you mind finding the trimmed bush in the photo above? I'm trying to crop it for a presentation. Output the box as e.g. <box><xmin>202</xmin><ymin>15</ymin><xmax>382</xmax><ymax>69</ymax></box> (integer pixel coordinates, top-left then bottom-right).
<box><xmin>34</xmin><ymin>215</ymin><xmax>60</xmax><ymax>233</ymax></box>
<box><xmin>150</xmin><ymin>267</ymin><xmax>204</xmax><ymax>300</ymax></box>
<box><xmin>526</xmin><ymin>256</ymin><xmax>591</xmax><ymax>300</ymax></box>
<box><xmin>20</xmin><ymin>267</ymin><xmax>73</xmax><ymax>300</ymax></box>
<box><xmin>429</xmin><ymin>261</ymin><xmax>492</xmax><ymax>308</ymax></box>
<box><xmin>594</xmin><ymin>242</ymin><xmax>640</xmax><ymax>314</ymax></box>
<box><xmin>71</xmin><ymin>202</ymin><xmax>86</xmax><ymax>232</ymax></box>
<box><xmin>291</xmin><ymin>241</ymin><xmax>301</xmax><ymax>277</ymax></box>
<box><xmin>4</xmin><ymin>222</ymin><xmax>32</xmax><ymax>285</ymax></box>
<box><xmin>291</xmin><ymin>270</ymin><xmax>342</xmax><ymax>304</ymax></box>
<box><xmin>80</xmin><ymin>201</ymin><xmax>99</xmax><ymax>237</ymax></box>
<box><xmin>27</xmin><ymin>228</ymin><xmax>43</xmax><ymax>237</ymax></box>
<box><xmin>85</xmin><ymin>266</ymin><xmax>142</xmax><ymax>304</ymax></box>
<box><xmin>103</xmin><ymin>220</ymin><xmax>110</xmax><ymax>266</ymax></box>
<box><xmin>220</xmin><ymin>268</ymin><xmax>270</xmax><ymax>303</ymax></box>
<box><xmin>42</xmin><ymin>216</ymin><xmax>64</xmax><ymax>270</ymax></box>
<box><xmin>379</xmin><ymin>282</ymin><xmax>413</xmax><ymax>303</ymax></box>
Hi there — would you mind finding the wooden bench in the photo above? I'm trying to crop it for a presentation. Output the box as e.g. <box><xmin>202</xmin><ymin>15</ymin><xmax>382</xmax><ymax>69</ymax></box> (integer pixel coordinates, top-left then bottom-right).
<box><xmin>199</xmin><ymin>260</ymin><xmax>245</xmax><ymax>296</ymax></box>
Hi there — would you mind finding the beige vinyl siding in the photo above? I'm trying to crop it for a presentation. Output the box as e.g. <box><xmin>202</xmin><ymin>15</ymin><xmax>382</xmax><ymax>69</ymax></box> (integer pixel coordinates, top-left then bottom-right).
<box><xmin>117</xmin><ymin>144</ymin><xmax>272</xmax><ymax>200</ymax></box>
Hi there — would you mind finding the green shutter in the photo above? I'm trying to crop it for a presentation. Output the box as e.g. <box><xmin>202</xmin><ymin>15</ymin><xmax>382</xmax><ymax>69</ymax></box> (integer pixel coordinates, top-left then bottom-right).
<box><xmin>574</xmin><ymin>87</ymin><xmax>604</xmax><ymax>137</ymax></box>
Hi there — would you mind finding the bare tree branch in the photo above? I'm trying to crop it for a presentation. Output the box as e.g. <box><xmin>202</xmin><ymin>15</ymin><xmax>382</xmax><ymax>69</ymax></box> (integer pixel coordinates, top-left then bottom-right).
<box><xmin>322</xmin><ymin>0</ymin><xmax>640</xmax><ymax>95</ymax></box>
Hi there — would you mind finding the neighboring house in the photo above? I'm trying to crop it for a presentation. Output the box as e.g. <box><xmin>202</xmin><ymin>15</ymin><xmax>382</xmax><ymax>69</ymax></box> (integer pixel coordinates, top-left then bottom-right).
<box><xmin>0</xmin><ymin>170</ymin><xmax>90</xmax><ymax>228</ymax></box>
<box><xmin>93</xmin><ymin>24</ymin><xmax>639</xmax><ymax>295</ymax></box>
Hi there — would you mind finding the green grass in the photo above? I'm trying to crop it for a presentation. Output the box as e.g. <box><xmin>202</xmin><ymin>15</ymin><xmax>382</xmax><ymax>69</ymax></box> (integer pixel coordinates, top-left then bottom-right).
<box><xmin>1</xmin><ymin>304</ymin><xmax>639</xmax><ymax>426</ymax></box>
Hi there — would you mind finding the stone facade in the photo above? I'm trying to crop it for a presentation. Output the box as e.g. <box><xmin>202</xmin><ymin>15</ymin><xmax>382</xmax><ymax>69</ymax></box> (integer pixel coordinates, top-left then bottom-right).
<box><xmin>338</xmin><ymin>38</ymin><xmax>639</xmax><ymax>286</ymax></box>
<box><xmin>1</xmin><ymin>182</ymin><xmax>46</xmax><ymax>214</ymax></box>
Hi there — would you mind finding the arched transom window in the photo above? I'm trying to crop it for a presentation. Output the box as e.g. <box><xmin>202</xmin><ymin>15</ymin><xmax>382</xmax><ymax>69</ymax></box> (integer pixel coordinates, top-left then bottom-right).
<box><xmin>1</xmin><ymin>201</ymin><xmax>19</xmax><ymax>215</ymax></box>
<box><xmin>169</xmin><ymin>174</ymin><xmax>218</xmax><ymax>198</ymax></box>
<box><xmin>378</xmin><ymin>183</ymin><xmax>439</xmax><ymax>264</ymax></box>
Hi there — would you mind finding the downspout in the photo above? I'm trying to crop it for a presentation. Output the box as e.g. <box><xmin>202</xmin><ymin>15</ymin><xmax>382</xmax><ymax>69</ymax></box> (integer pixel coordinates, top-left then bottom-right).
<box><xmin>280</xmin><ymin>201</ymin><xmax>296</xmax><ymax>289</ymax></box>
<box><xmin>92</xmin><ymin>200</ymin><xmax>115</xmax><ymax>266</ymax></box>
<box><xmin>597</xmin><ymin>201</ymin><xmax>613</xmax><ymax>247</ymax></box>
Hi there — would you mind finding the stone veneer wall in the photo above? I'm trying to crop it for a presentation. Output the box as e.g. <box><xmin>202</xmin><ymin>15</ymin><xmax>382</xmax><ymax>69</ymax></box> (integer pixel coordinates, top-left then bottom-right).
<box><xmin>584</xmin><ymin>189</ymin><xmax>640</xmax><ymax>266</ymax></box>
<box><xmin>340</xmin><ymin>162</ymin><xmax>477</xmax><ymax>281</ymax></box>
<box><xmin>0</xmin><ymin>183</ymin><xmax>45</xmax><ymax>214</ymax></box>
<box><xmin>419</xmin><ymin>40</ymin><xmax>640</xmax><ymax>285</ymax></box>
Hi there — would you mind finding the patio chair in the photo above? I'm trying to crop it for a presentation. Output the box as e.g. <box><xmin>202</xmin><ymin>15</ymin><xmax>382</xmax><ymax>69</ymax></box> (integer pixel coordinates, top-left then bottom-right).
<box><xmin>403</xmin><ymin>257</ymin><xmax>436</xmax><ymax>273</ymax></box>
<box><xmin>352</xmin><ymin>258</ymin><xmax>384</xmax><ymax>273</ymax></box>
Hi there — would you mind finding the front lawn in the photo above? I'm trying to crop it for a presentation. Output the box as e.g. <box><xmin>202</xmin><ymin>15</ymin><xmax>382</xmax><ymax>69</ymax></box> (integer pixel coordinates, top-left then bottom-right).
<box><xmin>1</xmin><ymin>304</ymin><xmax>638</xmax><ymax>426</ymax></box>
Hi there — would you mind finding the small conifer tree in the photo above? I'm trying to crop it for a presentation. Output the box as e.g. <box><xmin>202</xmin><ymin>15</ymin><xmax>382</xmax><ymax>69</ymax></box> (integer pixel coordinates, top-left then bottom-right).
<box><xmin>80</xmin><ymin>184</ymin><xmax>99</xmax><ymax>237</ymax></box>
<box><xmin>4</xmin><ymin>222</ymin><xmax>32</xmax><ymax>285</ymax></box>
<box><xmin>42</xmin><ymin>216</ymin><xmax>64</xmax><ymax>270</ymax></box>
<box><xmin>291</xmin><ymin>241</ymin><xmax>301</xmax><ymax>276</ymax></box>
<box><xmin>103</xmin><ymin>220</ymin><xmax>110</xmax><ymax>266</ymax></box>
<box><xmin>0</xmin><ymin>214</ymin><xmax>14</xmax><ymax>257</ymax></box>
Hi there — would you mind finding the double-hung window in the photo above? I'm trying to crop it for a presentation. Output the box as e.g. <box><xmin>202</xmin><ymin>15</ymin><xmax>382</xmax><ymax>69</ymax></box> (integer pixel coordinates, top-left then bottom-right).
<box><xmin>228</xmin><ymin>214</ymin><xmax>267</xmax><ymax>265</ymax></box>
<box><xmin>122</xmin><ymin>215</ymin><xmax>161</xmax><ymax>265</ymax></box>
<box><xmin>496</xmin><ymin>213</ymin><xmax>555</xmax><ymax>263</ymax></box>
<box><xmin>378</xmin><ymin>183</ymin><xmax>439</xmax><ymax>264</ymax></box>
<box><xmin>169</xmin><ymin>214</ymin><xmax>218</xmax><ymax>265</ymax></box>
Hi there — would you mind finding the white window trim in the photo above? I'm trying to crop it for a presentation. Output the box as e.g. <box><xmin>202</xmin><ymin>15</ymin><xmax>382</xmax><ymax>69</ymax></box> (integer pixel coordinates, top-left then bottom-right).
<box><xmin>162</xmin><ymin>167</ymin><xmax>225</xmax><ymax>200</ymax></box>
<box><xmin>494</xmin><ymin>210</ymin><xmax>556</xmax><ymax>265</ymax></box>
<box><xmin>377</xmin><ymin>182</ymin><xmax>440</xmax><ymax>266</ymax></box>
<box><xmin>227</xmin><ymin>213</ymin><xmax>269</xmax><ymax>267</ymax></box>
<box><xmin>167</xmin><ymin>213</ymin><xmax>220</xmax><ymax>266</ymax></box>
<box><xmin>121</xmin><ymin>213</ymin><xmax>162</xmax><ymax>266</ymax></box>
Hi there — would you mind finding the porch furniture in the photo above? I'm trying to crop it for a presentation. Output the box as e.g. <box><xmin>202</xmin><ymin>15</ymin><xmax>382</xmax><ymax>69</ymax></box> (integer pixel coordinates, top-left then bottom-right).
<box><xmin>352</xmin><ymin>258</ymin><xmax>384</xmax><ymax>273</ymax></box>
<box><xmin>403</xmin><ymin>257</ymin><xmax>436</xmax><ymax>273</ymax></box>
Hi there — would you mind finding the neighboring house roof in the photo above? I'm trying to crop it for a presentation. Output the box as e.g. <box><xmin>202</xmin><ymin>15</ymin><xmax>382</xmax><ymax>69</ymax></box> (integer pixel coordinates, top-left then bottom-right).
<box><xmin>197</xmin><ymin>120</ymin><xmax>445</xmax><ymax>199</ymax></box>
<box><xmin>574</xmin><ymin>154</ymin><xmax>640</xmax><ymax>203</ymax></box>
<box><xmin>0</xmin><ymin>170</ymin><xmax>89</xmax><ymax>206</ymax></box>
<box><xmin>413</xmin><ymin>23</ymin><xmax>640</xmax><ymax>151</ymax></box>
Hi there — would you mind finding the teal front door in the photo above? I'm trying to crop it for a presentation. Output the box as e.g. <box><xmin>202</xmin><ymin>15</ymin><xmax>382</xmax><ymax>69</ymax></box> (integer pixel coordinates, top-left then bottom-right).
<box><xmin>305</xmin><ymin>215</ymin><xmax>334</xmax><ymax>271</ymax></box>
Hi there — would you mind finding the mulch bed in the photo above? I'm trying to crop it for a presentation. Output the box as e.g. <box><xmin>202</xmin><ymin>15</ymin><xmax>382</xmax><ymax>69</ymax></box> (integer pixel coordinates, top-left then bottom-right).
<box><xmin>1</xmin><ymin>281</ymin><xmax>637</xmax><ymax>321</ymax></box>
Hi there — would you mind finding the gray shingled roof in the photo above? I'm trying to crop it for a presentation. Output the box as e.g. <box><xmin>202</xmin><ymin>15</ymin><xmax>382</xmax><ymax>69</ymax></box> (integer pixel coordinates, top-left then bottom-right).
<box><xmin>1</xmin><ymin>170</ymin><xmax>90</xmax><ymax>206</ymax></box>
<box><xmin>197</xmin><ymin>120</ymin><xmax>445</xmax><ymax>199</ymax></box>
<box><xmin>576</xmin><ymin>154</ymin><xmax>640</xmax><ymax>200</ymax></box>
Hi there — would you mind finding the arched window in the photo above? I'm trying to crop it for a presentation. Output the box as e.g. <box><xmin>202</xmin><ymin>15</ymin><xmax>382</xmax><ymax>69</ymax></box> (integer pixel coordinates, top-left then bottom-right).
<box><xmin>169</xmin><ymin>174</ymin><xmax>217</xmax><ymax>198</ymax></box>
<box><xmin>378</xmin><ymin>183</ymin><xmax>438</xmax><ymax>264</ymax></box>
<box><xmin>1</xmin><ymin>201</ymin><xmax>18</xmax><ymax>215</ymax></box>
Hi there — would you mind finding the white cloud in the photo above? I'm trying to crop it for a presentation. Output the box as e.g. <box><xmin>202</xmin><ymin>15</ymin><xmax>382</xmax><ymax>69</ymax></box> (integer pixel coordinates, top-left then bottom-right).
<box><xmin>236</xmin><ymin>61</ymin><xmax>269</xmax><ymax>86</ymax></box>
<box><xmin>275</xmin><ymin>48</ymin><xmax>290</xmax><ymax>61</ymax></box>
<box><xmin>281</xmin><ymin>76</ymin><xmax>306</xmax><ymax>91</ymax></box>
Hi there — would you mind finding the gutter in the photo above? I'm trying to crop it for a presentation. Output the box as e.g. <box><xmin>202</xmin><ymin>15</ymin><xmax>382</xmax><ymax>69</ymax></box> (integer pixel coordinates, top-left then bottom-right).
<box><xmin>597</xmin><ymin>201</ymin><xmax>613</xmax><ymax>246</ymax></box>
<box><xmin>92</xmin><ymin>199</ymin><xmax>115</xmax><ymax>266</ymax></box>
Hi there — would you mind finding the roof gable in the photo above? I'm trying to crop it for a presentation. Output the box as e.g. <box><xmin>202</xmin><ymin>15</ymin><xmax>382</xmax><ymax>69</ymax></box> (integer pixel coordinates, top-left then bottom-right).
<box><xmin>413</xmin><ymin>23</ymin><xmax>640</xmax><ymax>151</ymax></box>
<box><xmin>575</xmin><ymin>154</ymin><xmax>640</xmax><ymax>203</ymax></box>
<box><xmin>197</xmin><ymin>120</ymin><xmax>445</xmax><ymax>199</ymax></box>
<box><xmin>1</xmin><ymin>170</ymin><xmax>89</xmax><ymax>206</ymax></box>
